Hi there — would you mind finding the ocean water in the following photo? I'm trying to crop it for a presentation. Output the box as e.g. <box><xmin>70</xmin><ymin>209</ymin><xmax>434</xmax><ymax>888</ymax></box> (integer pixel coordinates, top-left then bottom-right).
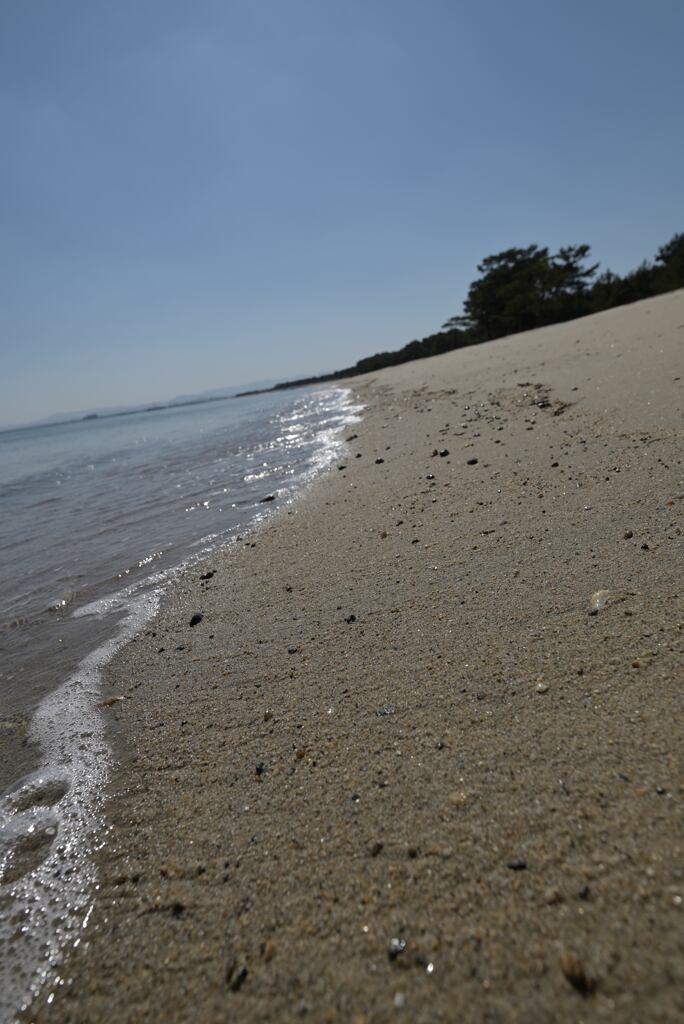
<box><xmin>0</xmin><ymin>385</ymin><xmax>361</xmax><ymax>1020</ymax></box>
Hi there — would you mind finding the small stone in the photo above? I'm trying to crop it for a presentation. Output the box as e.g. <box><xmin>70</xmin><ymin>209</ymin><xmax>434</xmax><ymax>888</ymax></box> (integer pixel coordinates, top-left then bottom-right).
<box><xmin>375</xmin><ymin>458</ymin><xmax>385</xmax><ymax>464</ymax></box>
<box><xmin>536</xmin><ymin>681</ymin><xmax>549</xmax><ymax>694</ymax></box>
<box><xmin>623</xmin><ymin>530</ymin><xmax>633</xmax><ymax>539</ymax></box>
<box><xmin>259</xmin><ymin>494</ymin><xmax>275</xmax><ymax>503</ymax></box>
<box><xmin>97</xmin><ymin>695</ymin><xmax>125</xmax><ymax>708</ymax></box>
<box><xmin>189</xmin><ymin>613</ymin><xmax>203</xmax><ymax>627</ymax></box>
<box><xmin>467</xmin><ymin>457</ymin><xmax>478</xmax><ymax>466</ymax></box>
<box><xmin>287</xmin><ymin>646</ymin><xmax>299</xmax><ymax>654</ymax></box>
<box><xmin>369</xmin><ymin>841</ymin><xmax>383</xmax><ymax>857</ymax></box>
<box><xmin>226</xmin><ymin>960</ymin><xmax>248</xmax><ymax>992</ymax></box>
<box><xmin>641</xmin><ymin>543</ymin><xmax>649</xmax><ymax>550</ymax></box>
<box><xmin>344</xmin><ymin>614</ymin><xmax>357</xmax><ymax>623</ymax></box>
<box><xmin>438</xmin><ymin>449</ymin><xmax>449</xmax><ymax>457</ymax></box>
<box><xmin>507</xmin><ymin>859</ymin><xmax>528</xmax><ymax>871</ymax></box>
<box><xmin>255</xmin><ymin>762</ymin><xmax>265</xmax><ymax>776</ymax></box>
<box><xmin>388</xmin><ymin>938</ymin><xmax>406</xmax><ymax>962</ymax></box>
<box><xmin>544</xmin><ymin>887</ymin><xmax>564</xmax><ymax>905</ymax></box>
<box><xmin>448</xmin><ymin>789</ymin><xmax>468</xmax><ymax>807</ymax></box>
<box><xmin>199</xmin><ymin>570</ymin><xmax>215</xmax><ymax>580</ymax></box>
<box><xmin>559</xmin><ymin>951</ymin><xmax>596</xmax><ymax>994</ymax></box>
<box><xmin>426</xmin><ymin>473</ymin><xmax>435</xmax><ymax>480</ymax></box>
<box><xmin>264</xmin><ymin>709</ymin><xmax>273</xmax><ymax>722</ymax></box>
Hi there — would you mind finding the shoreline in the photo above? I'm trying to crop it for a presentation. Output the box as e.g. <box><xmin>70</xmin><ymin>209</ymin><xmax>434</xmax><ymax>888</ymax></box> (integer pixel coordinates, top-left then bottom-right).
<box><xmin>26</xmin><ymin>292</ymin><xmax>683</xmax><ymax>1022</ymax></box>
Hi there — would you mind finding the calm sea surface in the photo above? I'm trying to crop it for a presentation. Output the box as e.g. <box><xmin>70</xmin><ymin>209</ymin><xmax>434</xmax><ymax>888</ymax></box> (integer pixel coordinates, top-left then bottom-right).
<box><xmin>0</xmin><ymin>385</ymin><xmax>361</xmax><ymax>1019</ymax></box>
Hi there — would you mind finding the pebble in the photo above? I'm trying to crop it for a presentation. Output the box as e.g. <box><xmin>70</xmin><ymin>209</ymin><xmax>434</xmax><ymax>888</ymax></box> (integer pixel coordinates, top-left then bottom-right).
<box><xmin>189</xmin><ymin>613</ymin><xmax>204</xmax><ymax>627</ymax></box>
<box><xmin>438</xmin><ymin>449</ymin><xmax>449</xmax><ymax>457</ymax></box>
<box><xmin>375</xmin><ymin>458</ymin><xmax>385</xmax><ymax>464</ymax></box>
<box><xmin>97</xmin><ymin>695</ymin><xmax>125</xmax><ymax>708</ymax></box>
<box><xmin>536</xmin><ymin>681</ymin><xmax>549</xmax><ymax>693</ymax></box>
<box><xmin>559</xmin><ymin>951</ymin><xmax>596</xmax><ymax>994</ymax></box>
<box><xmin>624</xmin><ymin>529</ymin><xmax>633</xmax><ymax>539</ymax></box>
<box><xmin>226</xmin><ymin>960</ymin><xmax>248</xmax><ymax>992</ymax></box>
<box><xmin>467</xmin><ymin>458</ymin><xmax>478</xmax><ymax>466</ymax></box>
<box><xmin>507</xmin><ymin>859</ymin><xmax>528</xmax><ymax>871</ymax></box>
<box><xmin>287</xmin><ymin>645</ymin><xmax>299</xmax><ymax>654</ymax></box>
<box><xmin>259</xmin><ymin>494</ymin><xmax>275</xmax><ymax>503</ymax></box>
<box><xmin>388</xmin><ymin>938</ymin><xmax>406</xmax><ymax>962</ymax></box>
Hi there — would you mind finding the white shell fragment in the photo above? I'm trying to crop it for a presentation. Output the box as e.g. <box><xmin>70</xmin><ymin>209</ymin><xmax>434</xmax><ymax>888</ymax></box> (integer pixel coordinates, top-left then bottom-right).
<box><xmin>588</xmin><ymin>589</ymin><xmax>614</xmax><ymax>614</ymax></box>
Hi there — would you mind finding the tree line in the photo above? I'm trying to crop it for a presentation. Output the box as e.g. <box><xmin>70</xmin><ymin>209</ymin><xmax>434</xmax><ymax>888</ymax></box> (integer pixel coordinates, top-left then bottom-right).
<box><xmin>240</xmin><ymin>232</ymin><xmax>684</xmax><ymax>395</ymax></box>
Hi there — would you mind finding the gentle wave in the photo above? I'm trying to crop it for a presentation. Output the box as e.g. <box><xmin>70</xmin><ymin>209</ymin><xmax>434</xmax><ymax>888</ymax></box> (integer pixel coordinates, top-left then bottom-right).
<box><xmin>0</xmin><ymin>385</ymin><xmax>363</xmax><ymax>1020</ymax></box>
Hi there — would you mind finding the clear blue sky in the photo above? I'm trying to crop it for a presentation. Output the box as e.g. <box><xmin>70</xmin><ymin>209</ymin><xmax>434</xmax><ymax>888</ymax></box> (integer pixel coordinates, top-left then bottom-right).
<box><xmin>1</xmin><ymin>0</ymin><xmax>683</xmax><ymax>426</ymax></box>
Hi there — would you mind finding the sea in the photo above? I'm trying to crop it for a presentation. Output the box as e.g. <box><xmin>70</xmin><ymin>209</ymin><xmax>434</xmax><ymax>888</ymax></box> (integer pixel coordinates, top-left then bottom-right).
<box><xmin>0</xmin><ymin>384</ymin><xmax>361</xmax><ymax>1021</ymax></box>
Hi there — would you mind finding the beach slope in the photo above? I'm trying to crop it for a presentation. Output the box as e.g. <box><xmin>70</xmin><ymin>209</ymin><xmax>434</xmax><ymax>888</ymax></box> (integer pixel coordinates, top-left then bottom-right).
<box><xmin>30</xmin><ymin>291</ymin><xmax>683</xmax><ymax>1023</ymax></box>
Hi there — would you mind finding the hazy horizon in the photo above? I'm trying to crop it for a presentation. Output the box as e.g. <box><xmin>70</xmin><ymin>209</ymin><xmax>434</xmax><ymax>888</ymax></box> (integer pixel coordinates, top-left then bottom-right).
<box><xmin>2</xmin><ymin>1</ymin><xmax>683</xmax><ymax>426</ymax></box>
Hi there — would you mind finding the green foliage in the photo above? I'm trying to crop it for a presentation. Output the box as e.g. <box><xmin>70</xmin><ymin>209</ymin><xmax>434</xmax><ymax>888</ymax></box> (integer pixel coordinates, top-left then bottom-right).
<box><xmin>263</xmin><ymin>232</ymin><xmax>683</xmax><ymax>394</ymax></box>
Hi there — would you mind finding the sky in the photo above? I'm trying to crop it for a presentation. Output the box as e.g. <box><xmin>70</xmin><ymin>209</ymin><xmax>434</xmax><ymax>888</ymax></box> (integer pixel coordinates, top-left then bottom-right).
<box><xmin>1</xmin><ymin>0</ymin><xmax>683</xmax><ymax>426</ymax></box>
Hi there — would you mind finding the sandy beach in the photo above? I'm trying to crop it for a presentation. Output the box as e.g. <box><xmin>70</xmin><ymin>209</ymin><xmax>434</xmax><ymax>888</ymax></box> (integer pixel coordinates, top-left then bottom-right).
<box><xmin>26</xmin><ymin>291</ymin><xmax>683</xmax><ymax>1023</ymax></box>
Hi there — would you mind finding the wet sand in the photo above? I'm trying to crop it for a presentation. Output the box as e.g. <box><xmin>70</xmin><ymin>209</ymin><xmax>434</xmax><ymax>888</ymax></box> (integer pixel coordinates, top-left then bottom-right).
<box><xmin>27</xmin><ymin>291</ymin><xmax>683</xmax><ymax>1023</ymax></box>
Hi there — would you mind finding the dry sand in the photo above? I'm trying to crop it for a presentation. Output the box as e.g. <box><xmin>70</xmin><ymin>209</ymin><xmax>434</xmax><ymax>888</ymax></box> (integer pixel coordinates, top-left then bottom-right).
<box><xmin>26</xmin><ymin>292</ymin><xmax>683</xmax><ymax>1023</ymax></box>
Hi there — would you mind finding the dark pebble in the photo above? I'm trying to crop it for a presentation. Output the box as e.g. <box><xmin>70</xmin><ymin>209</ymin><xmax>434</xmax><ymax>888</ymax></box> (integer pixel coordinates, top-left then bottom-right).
<box><xmin>338</xmin><ymin>465</ymin><xmax>347</xmax><ymax>471</ymax></box>
<box><xmin>375</xmin><ymin>458</ymin><xmax>385</xmax><ymax>464</ymax></box>
<box><xmin>175</xmin><ymin>644</ymin><xmax>185</xmax><ymax>651</ymax></box>
<box><xmin>641</xmin><ymin>543</ymin><xmax>649</xmax><ymax>550</ymax></box>
<box><xmin>370</xmin><ymin>841</ymin><xmax>383</xmax><ymax>857</ymax></box>
<box><xmin>426</xmin><ymin>473</ymin><xmax>435</xmax><ymax>480</ymax></box>
<box><xmin>171</xmin><ymin>901</ymin><xmax>185</xmax><ymax>918</ymax></box>
<box><xmin>439</xmin><ymin>449</ymin><xmax>449</xmax><ymax>457</ymax></box>
<box><xmin>355</xmin><ymin>453</ymin><xmax>362</xmax><ymax>458</ymax></box>
<box><xmin>346</xmin><ymin>433</ymin><xmax>358</xmax><ymax>441</ymax></box>
<box><xmin>467</xmin><ymin>458</ymin><xmax>479</xmax><ymax>466</ymax></box>
<box><xmin>344</xmin><ymin>614</ymin><xmax>357</xmax><ymax>623</ymax></box>
<box><xmin>351</xmin><ymin>793</ymin><xmax>360</xmax><ymax>802</ymax></box>
<box><xmin>199</xmin><ymin>570</ymin><xmax>215</xmax><ymax>580</ymax></box>
<box><xmin>623</xmin><ymin>530</ymin><xmax>633</xmax><ymax>540</ymax></box>
<box><xmin>189</xmin><ymin>613</ymin><xmax>203</xmax><ymax>627</ymax></box>
<box><xmin>287</xmin><ymin>645</ymin><xmax>299</xmax><ymax>654</ymax></box>
<box><xmin>259</xmin><ymin>494</ymin><xmax>275</xmax><ymax>503</ymax></box>
<box><xmin>376</xmin><ymin>704</ymin><xmax>397</xmax><ymax>717</ymax></box>
<box><xmin>507</xmin><ymin>859</ymin><xmax>528</xmax><ymax>871</ymax></box>
<box><xmin>226</xmin><ymin>962</ymin><xmax>248</xmax><ymax>992</ymax></box>
<box><xmin>255</xmin><ymin>762</ymin><xmax>265</xmax><ymax>776</ymax></box>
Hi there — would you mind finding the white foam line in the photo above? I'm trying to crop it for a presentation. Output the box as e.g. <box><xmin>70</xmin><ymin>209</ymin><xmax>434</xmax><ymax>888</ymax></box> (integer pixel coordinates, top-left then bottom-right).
<box><xmin>0</xmin><ymin>384</ymin><xmax>363</xmax><ymax>1022</ymax></box>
